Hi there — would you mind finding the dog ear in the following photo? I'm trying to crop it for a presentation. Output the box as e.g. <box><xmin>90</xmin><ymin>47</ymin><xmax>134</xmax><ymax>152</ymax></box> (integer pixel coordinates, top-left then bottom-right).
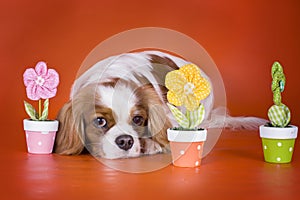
<box><xmin>148</xmin><ymin>103</ymin><xmax>171</xmax><ymax>148</ymax></box>
<box><xmin>54</xmin><ymin>101</ymin><xmax>85</xmax><ymax>155</ymax></box>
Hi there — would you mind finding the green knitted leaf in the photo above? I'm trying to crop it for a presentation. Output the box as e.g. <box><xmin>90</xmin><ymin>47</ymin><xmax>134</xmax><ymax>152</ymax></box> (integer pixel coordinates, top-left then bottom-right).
<box><xmin>186</xmin><ymin>104</ymin><xmax>205</xmax><ymax>129</ymax></box>
<box><xmin>268</xmin><ymin>104</ymin><xmax>290</xmax><ymax>127</ymax></box>
<box><xmin>271</xmin><ymin>62</ymin><xmax>286</xmax><ymax>106</ymax></box>
<box><xmin>167</xmin><ymin>103</ymin><xmax>189</xmax><ymax>129</ymax></box>
<box><xmin>24</xmin><ymin>101</ymin><xmax>38</xmax><ymax>120</ymax></box>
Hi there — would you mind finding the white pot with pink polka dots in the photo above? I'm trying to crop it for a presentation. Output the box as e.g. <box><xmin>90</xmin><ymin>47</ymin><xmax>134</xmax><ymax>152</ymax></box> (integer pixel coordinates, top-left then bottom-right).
<box><xmin>23</xmin><ymin>119</ymin><xmax>59</xmax><ymax>154</ymax></box>
<box><xmin>167</xmin><ymin>128</ymin><xmax>207</xmax><ymax>167</ymax></box>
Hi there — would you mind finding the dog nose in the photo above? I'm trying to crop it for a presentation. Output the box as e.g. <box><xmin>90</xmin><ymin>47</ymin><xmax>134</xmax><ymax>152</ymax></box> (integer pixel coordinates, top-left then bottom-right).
<box><xmin>115</xmin><ymin>135</ymin><xmax>134</xmax><ymax>151</ymax></box>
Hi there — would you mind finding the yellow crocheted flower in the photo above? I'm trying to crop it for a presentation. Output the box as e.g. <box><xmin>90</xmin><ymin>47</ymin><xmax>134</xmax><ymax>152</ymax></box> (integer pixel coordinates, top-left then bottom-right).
<box><xmin>165</xmin><ymin>64</ymin><xmax>211</xmax><ymax>111</ymax></box>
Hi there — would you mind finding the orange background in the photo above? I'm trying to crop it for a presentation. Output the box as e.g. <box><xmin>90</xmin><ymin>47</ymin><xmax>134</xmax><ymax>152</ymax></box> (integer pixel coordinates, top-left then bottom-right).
<box><xmin>1</xmin><ymin>1</ymin><xmax>300</xmax><ymax>199</ymax></box>
<box><xmin>1</xmin><ymin>1</ymin><xmax>300</xmax><ymax>155</ymax></box>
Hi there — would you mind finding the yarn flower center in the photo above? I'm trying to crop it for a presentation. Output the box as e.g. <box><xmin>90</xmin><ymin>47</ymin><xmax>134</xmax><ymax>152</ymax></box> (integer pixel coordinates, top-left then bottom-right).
<box><xmin>35</xmin><ymin>76</ymin><xmax>45</xmax><ymax>86</ymax></box>
<box><xmin>184</xmin><ymin>82</ymin><xmax>195</xmax><ymax>95</ymax></box>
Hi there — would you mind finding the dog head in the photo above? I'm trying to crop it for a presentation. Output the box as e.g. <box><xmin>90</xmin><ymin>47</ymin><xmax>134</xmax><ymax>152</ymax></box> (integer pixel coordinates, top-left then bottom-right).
<box><xmin>54</xmin><ymin>78</ymin><xmax>172</xmax><ymax>159</ymax></box>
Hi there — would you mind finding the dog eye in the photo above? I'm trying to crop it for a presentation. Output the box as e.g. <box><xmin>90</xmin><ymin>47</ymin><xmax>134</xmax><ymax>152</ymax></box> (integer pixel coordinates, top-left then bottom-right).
<box><xmin>94</xmin><ymin>117</ymin><xmax>107</xmax><ymax>128</ymax></box>
<box><xmin>132</xmin><ymin>116</ymin><xmax>144</xmax><ymax>126</ymax></box>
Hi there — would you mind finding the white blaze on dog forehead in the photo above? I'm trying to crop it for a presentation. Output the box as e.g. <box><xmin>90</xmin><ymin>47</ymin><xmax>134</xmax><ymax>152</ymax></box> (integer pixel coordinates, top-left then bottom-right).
<box><xmin>97</xmin><ymin>84</ymin><xmax>137</xmax><ymax>122</ymax></box>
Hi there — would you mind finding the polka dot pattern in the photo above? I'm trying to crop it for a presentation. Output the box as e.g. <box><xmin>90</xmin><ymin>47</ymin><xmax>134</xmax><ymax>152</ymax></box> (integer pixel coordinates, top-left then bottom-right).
<box><xmin>178</xmin><ymin>144</ymin><xmax>203</xmax><ymax>166</ymax></box>
<box><xmin>170</xmin><ymin>142</ymin><xmax>204</xmax><ymax>167</ymax></box>
<box><xmin>25</xmin><ymin>130</ymin><xmax>56</xmax><ymax>154</ymax></box>
<box><xmin>276</xmin><ymin>157</ymin><xmax>281</xmax><ymax>162</ymax></box>
<box><xmin>167</xmin><ymin>91</ymin><xmax>183</xmax><ymax>106</ymax></box>
<box><xmin>277</xmin><ymin>142</ymin><xmax>282</xmax><ymax>147</ymax></box>
<box><xmin>262</xmin><ymin>138</ymin><xmax>295</xmax><ymax>163</ymax></box>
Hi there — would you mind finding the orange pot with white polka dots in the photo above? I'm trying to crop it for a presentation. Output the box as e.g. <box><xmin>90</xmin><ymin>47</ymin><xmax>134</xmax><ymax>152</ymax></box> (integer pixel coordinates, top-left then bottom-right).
<box><xmin>167</xmin><ymin>128</ymin><xmax>207</xmax><ymax>167</ymax></box>
<box><xmin>259</xmin><ymin>125</ymin><xmax>298</xmax><ymax>163</ymax></box>
<box><xmin>23</xmin><ymin>119</ymin><xmax>58</xmax><ymax>154</ymax></box>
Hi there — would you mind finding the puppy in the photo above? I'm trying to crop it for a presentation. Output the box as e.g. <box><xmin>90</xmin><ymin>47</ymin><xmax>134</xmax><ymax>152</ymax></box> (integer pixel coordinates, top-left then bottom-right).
<box><xmin>54</xmin><ymin>51</ymin><xmax>266</xmax><ymax>159</ymax></box>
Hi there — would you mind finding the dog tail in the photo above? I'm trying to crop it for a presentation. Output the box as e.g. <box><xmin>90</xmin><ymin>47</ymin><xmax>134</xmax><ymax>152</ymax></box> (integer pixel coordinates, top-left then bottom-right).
<box><xmin>202</xmin><ymin>107</ymin><xmax>267</xmax><ymax>130</ymax></box>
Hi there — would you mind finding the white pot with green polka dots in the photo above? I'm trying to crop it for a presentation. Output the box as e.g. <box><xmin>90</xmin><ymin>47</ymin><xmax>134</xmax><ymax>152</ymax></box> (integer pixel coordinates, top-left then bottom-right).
<box><xmin>23</xmin><ymin>119</ymin><xmax>59</xmax><ymax>154</ymax></box>
<box><xmin>259</xmin><ymin>125</ymin><xmax>298</xmax><ymax>163</ymax></box>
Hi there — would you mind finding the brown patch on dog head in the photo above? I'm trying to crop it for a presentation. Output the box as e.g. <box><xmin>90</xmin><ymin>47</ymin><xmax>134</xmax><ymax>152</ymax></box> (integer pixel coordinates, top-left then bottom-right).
<box><xmin>149</xmin><ymin>54</ymin><xmax>179</xmax><ymax>70</ymax></box>
<box><xmin>101</xmin><ymin>78</ymin><xmax>120</xmax><ymax>88</ymax></box>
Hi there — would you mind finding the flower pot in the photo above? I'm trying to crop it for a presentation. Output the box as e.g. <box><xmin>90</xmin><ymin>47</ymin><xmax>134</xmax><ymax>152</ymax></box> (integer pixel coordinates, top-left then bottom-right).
<box><xmin>23</xmin><ymin>119</ymin><xmax>59</xmax><ymax>154</ymax></box>
<box><xmin>259</xmin><ymin>125</ymin><xmax>298</xmax><ymax>163</ymax></box>
<box><xmin>167</xmin><ymin>128</ymin><xmax>207</xmax><ymax>167</ymax></box>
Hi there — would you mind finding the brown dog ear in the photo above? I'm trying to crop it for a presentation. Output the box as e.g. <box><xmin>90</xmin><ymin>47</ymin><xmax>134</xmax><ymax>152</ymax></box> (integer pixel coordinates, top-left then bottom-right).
<box><xmin>148</xmin><ymin>103</ymin><xmax>171</xmax><ymax>148</ymax></box>
<box><xmin>54</xmin><ymin>101</ymin><xmax>85</xmax><ymax>155</ymax></box>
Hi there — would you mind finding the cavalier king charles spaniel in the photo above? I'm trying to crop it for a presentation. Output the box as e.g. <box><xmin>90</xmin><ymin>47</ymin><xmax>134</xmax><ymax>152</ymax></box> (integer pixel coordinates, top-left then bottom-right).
<box><xmin>54</xmin><ymin>51</ymin><xmax>266</xmax><ymax>159</ymax></box>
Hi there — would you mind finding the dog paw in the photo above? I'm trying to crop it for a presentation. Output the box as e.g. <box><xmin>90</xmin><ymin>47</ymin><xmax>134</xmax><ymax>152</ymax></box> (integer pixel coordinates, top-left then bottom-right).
<box><xmin>140</xmin><ymin>138</ymin><xmax>162</xmax><ymax>155</ymax></box>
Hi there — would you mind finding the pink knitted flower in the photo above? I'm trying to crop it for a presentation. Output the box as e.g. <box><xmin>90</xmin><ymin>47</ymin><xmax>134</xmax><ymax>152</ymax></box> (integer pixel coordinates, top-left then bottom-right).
<box><xmin>23</xmin><ymin>61</ymin><xmax>59</xmax><ymax>100</ymax></box>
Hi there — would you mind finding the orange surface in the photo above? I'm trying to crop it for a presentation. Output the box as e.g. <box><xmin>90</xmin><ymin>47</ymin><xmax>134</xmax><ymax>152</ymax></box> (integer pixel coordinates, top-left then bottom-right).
<box><xmin>2</xmin><ymin>130</ymin><xmax>300</xmax><ymax>199</ymax></box>
<box><xmin>1</xmin><ymin>0</ymin><xmax>300</xmax><ymax>199</ymax></box>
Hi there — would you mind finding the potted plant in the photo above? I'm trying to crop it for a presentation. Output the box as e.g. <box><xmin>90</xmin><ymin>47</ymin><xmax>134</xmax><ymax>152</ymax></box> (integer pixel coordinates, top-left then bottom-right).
<box><xmin>165</xmin><ymin>63</ymin><xmax>211</xmax><ymax>167</ymax></box>
<box><xmin>23</xmin><ymin>61</ymin><xmax>60</xmax><ymax>154</ymax></box>
<box><xmin>259</xmin><ymin>61</ymin><xmax>298</xmax><ymax>163</ymax></box>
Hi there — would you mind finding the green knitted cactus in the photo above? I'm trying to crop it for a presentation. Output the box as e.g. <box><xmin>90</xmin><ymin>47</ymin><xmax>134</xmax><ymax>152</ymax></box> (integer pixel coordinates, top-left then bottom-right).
<box><xmin>267</xmin><ymin>62</ymin><xmax>291</xmax><ymax>127</ymax></box>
